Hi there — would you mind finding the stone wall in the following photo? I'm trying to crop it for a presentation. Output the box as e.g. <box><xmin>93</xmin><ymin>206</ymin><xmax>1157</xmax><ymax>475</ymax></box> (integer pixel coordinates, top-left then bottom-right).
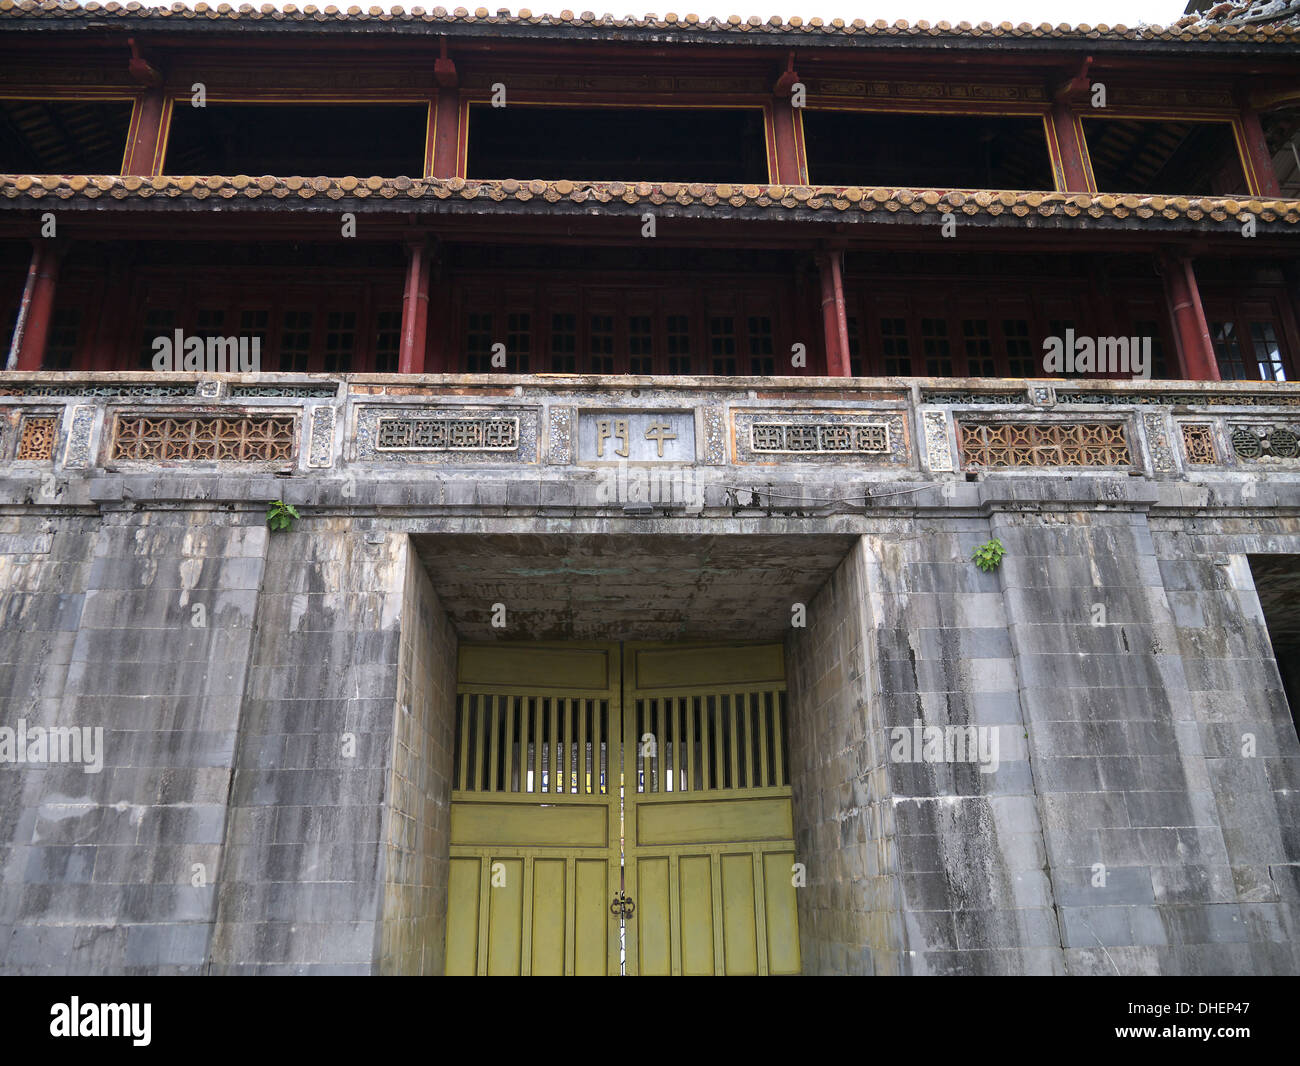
<box><xmin>0</xmin><ymin>508</ymin><xmax>266</xmax><ymax>974</ymax></box>
<box><xmin>378</xmin><ymin>541</ymin><xmax>458</xmax><ymax>975</ymax></box>
<box><xmin>207</xmin><ymin>526</ymin><xmax>411</xmax><ymax>974</ymax></box>
<box><xmin>786</xmin><ymin>498</ymin><xmax>1300</xmax><ymax>976</ymax></box>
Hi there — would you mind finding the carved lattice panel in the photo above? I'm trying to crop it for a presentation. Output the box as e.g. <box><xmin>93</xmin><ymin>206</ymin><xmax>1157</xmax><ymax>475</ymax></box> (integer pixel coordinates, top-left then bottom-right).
<box><xmin>376</xmin><ymin>417</ymin><xmax>519</xmax><ymax>452</ymax></box>
<box><xmin>111</xmin><ymin>415</ymin><xmax>296</xmax><ymax>462</ymax></box>
<box><xmin>750</xmin><ymin>422</ymin><xmax>890</xmax><ymax>454</ymax></box>
<box><xmin>1180</xmin><ymin>424</ymin><xmax>1217</xmax><ymax>465</ymax></box>
<box><xmin>958</xmin><ymin>421</ymin><xmax>1132</xmax><ymax>468</ymax></box>
<box><xmin>16</xmin><ymin>416</ymin><xmax>57</xmax><ymax>460</ymax></box>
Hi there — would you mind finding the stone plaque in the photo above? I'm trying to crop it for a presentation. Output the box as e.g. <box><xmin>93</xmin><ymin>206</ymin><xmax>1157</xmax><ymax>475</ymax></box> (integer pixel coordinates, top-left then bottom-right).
<box><xmin>577</xmin><ymin>410</ymin><xmax>696</xmax><ymax>464</ymax></box>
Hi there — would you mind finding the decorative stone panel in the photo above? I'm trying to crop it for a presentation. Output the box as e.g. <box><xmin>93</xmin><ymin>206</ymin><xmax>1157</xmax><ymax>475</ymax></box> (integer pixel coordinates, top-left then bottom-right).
<box><xmin>957</xmin><ymin>420</ymin><xmax>1132</xmax><ymax>469</ymax></box>
<box><xmin>1142</xmin><ymin>411</ymin><xmax>1177</xmax><ymax>475</ymax></box>
<box><xmin>548</xmin><ymin>405</ymin><xmax>574</xmax><ymax>465</ymax></box>
<box><xmin>921</xmin><ymin>389</ymin><xmax>1026</xmax><ymax>405</ymax></box>
<box><xmin>63</xmin><ymin>405</ymin><xmax>96</xmax><ymax>468</ymax></box>
<box><xmin>922</xmin><ymin>409</ymin><xmax>954</xmax><ymax>472</ymax></box>
<box><xmin>0</xmin><ymin>383</ymin><xmax>199</xmax><ymax>399</ymax></box>
<box><xmin>109</xmin><ymin>413</ymin><xmax>297</xmax><ymax>462</ymax></box>
<box><xmin>1228</xmin><ymin>421</ymin><xmax>1300</xmax><ymax>466</ymax></box>
<box><xmin>15</xmin><ymin>415</ymin><xmax>58</xmax><ymax>461</ymax></box>
<box><xmin>732</xmin><ymin>410</ymin><xmax>908</xmax><ymax>465</ymax></box>
<box><xmin>308</xmin><ymin>406</ymin><xmax>336</xmax><ymax>468</ymax></box>
<box><xmin>354</xmin><ymin>406</ymin><xmax>539</xmax><ymax>465</ymax></box>
<box><xmin>1057</xmin><ymin>390</ymin><xmax>1300</xmax><ymax>408</ymax></box>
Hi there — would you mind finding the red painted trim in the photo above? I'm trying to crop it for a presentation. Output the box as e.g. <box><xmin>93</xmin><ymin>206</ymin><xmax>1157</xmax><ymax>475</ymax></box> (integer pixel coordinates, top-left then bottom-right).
<box><xmin>1049</xmin><ymin>98</ymin><xmax>1091</xmax><ymax>193</ymax></box>
<box><xmin>1237</xmin><ymin>102</ymin><xmax>1281</xmax><ymax>198</ymax></box>
<box><xmin>817</xmin><ymin>251</ymin><xmax>851</xmax><ymax>377</ymax></box>
<box><xmin>11</xmin><ymin>242</ymin><xmax>61</xmax><ymax>371</ymax></box>
<box><xmin>399</xmin><ymin>238</ymin><xmax>431</xmax><ymax>374</ymax></box>
<box><xmin>124</xmin><ymin>87</ymin><xmax>167</xmax><ymax>176</ymax></box>
<box><xmin>771</xmin><ymin>100</ymin><xmax>801</xmax><ymax>185</ymax></box>
<box><xmin>1161</xmin><ymin>253</ymin><xmax>1220</xmax><ymax>382</ymax></box>
<box><xmin>431</xmin><ymin>88</ymin><xmax>461</xmax><ymax>178</ymax></box>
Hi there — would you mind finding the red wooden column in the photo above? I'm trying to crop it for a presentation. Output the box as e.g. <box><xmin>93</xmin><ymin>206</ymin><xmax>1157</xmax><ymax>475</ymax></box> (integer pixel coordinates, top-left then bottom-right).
<box><xmin>398</xmin><ymin>237</ymin><xmax>432</xmax><ymax>375</ymax></box>
<box><xmin>7</xmin><ymin>241</ymin><xmax>62</xmax><ymax>371</ymax></box>
<box><xmin>1048</xmin><ymin>60</ymin><xmax>1093</xmax><ymax>192</ymax></box>
<box><xmin>125</xmin><ymin>42</ymin><xmax>167</xmax><ymax>175</ymax></box>
<box><xmin>124</xmin><ymin>88</ymin><xmax>168</xmax><ymax>175</ymax></box>
<box><xmin>816</xmin><ymin>250</ymin><xmax>851</xmax><ymax>377</ymax></box>
<box><xmin>430</xmin><ymin>45</ymin><xmax>461</xmax><ymax>178</ymax></box>
<box><xmin>1160</xmin><ymin>252</ymin><xmax>1220</xmax><ymax>382</ymax></box>
<box><xmin>771</xmin><ymin>57</ymin><xmax>805</xmax><ymax>185</ymax></box>
<box><xmin>1049</xmin><ymin>98</ymin><xmax>1092</xmax><ymax>192</ymax></box>
<box><xmin>1237</xmin><ymin>96</ymin><xmax>1281</xmax><ymax>197</ymax></box>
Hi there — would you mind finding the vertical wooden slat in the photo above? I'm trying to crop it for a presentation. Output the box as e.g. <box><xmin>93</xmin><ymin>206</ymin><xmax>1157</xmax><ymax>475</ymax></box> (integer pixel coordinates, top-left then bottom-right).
<box><xmin>685</xmin><ymin>696</ymin><xmax>695</xmax><ymax>792</ymax></box>
<box><xmin>549</xmin><ymin>695</ymin><xmax>560</xmax><ymax>794</ymax></box>
<box><xmin>653</xmin><ymin>697</ymin><xmax>663</xmax><ymax>794</ymax></box>
<box><xmin>758</xmin><ymin>691</ymin><xmax>770</xmax><ymax>788</ymax></box>
<box><xmin>594</xmin><ymin>699</ymin><xmax>603</xmax><ymax>794</ymax></box>
<box><xmin>771</xmin><ymin>689</ymin><xmax>785</xmax><ymax>786</ymax></box>
<box><xmin>740</xmin><ymin>691</ymin><xmax>752</xmax><ymax>789</ymax></box>
<box><xmin>504</xmin><ymin>694</ymin><xmax>516</xmax><ymax>792</ymax></box>
<box><xmin>579</xmin><ymin>697</ymin><xmax>589</xmax><ymax>794</ymax></box>
<box><xmin>565</xmin><ymin>698</ymin><xmax>574</xmax><ymax>793</ymax></box>
<box><xmin>703</xmin><ymin>696</ymin><xmax>715</xmax><ymax>792</ymax></box>
<box><xmin>531</xmin><ymin>697</ymin><xmax>542</xmax><ymax>794</ymax></box>
<box><xmin>488</xmin><ymin>694</ymin><xmax>500</xmax><ymax>792</ymax></box>
<box><xmin>671</xmin><ymin>696</ymin><xmax>682</xmax><ymax>793</ymax></box>
<box><xmin>462</xmin><ymin>691</ymin><xmax>473</xmax><ymax>790</ymax></box>
<box><xmin>728</xmin><ymin>693</ymin><xmax>740</xmax><ymax>790</ymax></box>
<box><xmin>475</xmin><ymin>694</ymin><xmax>487</xmax><ymax>792</ymax></box>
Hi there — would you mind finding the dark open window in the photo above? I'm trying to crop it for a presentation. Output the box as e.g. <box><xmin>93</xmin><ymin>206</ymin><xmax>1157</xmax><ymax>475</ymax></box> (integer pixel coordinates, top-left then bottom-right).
<box><xmin>466</xmin><ymin>105</ymin><xmax>769</xmax><ymax>183</ymax></box>
<box><xmin>1082</xmin><ymin>118</ymin><xmax>1249</xmax><ymax>196</ymax></box>
<box><xmin>0</xmin><ymin>99</ymin><xmax>134</xmax><ymax>174</ymax></box>
<box><xmin>1205</xmin><ymin>300</ymin><xmax>1293</xmax><ymax>381</ymax></box>
<box><xmin>165</xmin><ymin>103</ymin><xmax>427</xmax><ymax>177</ymax></box>
<box><xmin>801</xmin><ymin>111</ymin><xmax>1054</xmax><ymax>190</ymax></box>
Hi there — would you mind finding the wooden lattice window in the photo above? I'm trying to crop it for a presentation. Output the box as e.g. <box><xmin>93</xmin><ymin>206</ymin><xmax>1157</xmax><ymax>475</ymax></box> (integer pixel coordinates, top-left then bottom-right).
<box><xmin>1181</xmin><ymin>424</ymin><xmax>1217</xmax><ymax>465</ymax></box>
<box><xmin>16</xmin><ymin>415</ymin><xmax>57</xmax><ymax>460</ymax></box>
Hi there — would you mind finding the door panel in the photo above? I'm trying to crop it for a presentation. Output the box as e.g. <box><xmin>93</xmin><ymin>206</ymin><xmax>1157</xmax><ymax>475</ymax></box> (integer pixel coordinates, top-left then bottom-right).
<box><xmin>444</xmin><ymin>640</ymin><xmax>799</xmax><ymax>975</ymax></box>
<box><xmin>623</xmin><ymin>642</ymin><xmax>800</xmax><ymax>976</ymax></box>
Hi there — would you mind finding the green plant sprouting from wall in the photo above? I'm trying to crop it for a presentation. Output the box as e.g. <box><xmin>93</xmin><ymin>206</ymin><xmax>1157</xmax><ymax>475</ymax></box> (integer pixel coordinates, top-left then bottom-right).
<box><xmin>971</xmin><ymin>538</ymin><xmax>1006</xmax><ymax>572</ymax></box>
<box><xmin>266</xmin><ymin>500</ymin><xmax>300</xmax><ymax>532</ymax></box>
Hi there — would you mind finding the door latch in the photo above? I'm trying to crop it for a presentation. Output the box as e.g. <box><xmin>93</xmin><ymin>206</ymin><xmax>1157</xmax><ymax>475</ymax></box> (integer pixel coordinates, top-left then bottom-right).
<box><xmin>609</xmin><ymin>891</ymin><xmax>635</xmax><ymax>919</ymax></box>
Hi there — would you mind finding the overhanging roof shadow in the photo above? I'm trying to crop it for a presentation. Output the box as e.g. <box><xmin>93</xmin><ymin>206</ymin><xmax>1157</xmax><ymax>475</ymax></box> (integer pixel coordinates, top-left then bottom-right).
<box><xmin>412</xmin><ymin>533</ymin><xmax>858</xmax><ymax>642</ymax></box>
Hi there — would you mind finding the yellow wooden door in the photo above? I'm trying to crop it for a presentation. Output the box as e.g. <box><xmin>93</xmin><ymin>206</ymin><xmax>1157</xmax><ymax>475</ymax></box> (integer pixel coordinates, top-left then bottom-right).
<box><xmin>622</xmin><ymin>642</ymin><xmax>801</xmax><ymax>976</ymax></box>
<box><xmin>445</xmin><ymin>642</ymin><xmax>622</xmax><ymax>976</ymax></box>
<box><xmin>444</xmin><ymin>640</ymin><xmax>800</xmax><ymax>975</ymax></box>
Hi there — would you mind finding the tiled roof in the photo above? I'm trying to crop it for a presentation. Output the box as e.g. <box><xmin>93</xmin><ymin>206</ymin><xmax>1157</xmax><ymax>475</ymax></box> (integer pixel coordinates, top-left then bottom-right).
<box><xmin>1190</xmin><ymin>0</ymin><xmax>1300</xmax><ymax>28</ymax></box>
<box><xmin>4</xmin><ymin>173</ymin><xmax>1298</xmax><ymax>227</ymax></box>
<box><xmin>0</xmin><ymin>0</ymin><xmax>1297</xmax><ymax>45</ymax></box>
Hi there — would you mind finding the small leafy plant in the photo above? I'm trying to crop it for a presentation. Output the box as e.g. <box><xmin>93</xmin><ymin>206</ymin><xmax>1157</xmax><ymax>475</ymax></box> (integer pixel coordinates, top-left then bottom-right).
<box><xmin>266</xmin><ymin>500</ymin><xmax>300</xmax><ymax>532</ymax></box>
<box><xmin>971</xmin><ymin>538</ymin><xmax>1006</xmax><ymax>573</ymax></box>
